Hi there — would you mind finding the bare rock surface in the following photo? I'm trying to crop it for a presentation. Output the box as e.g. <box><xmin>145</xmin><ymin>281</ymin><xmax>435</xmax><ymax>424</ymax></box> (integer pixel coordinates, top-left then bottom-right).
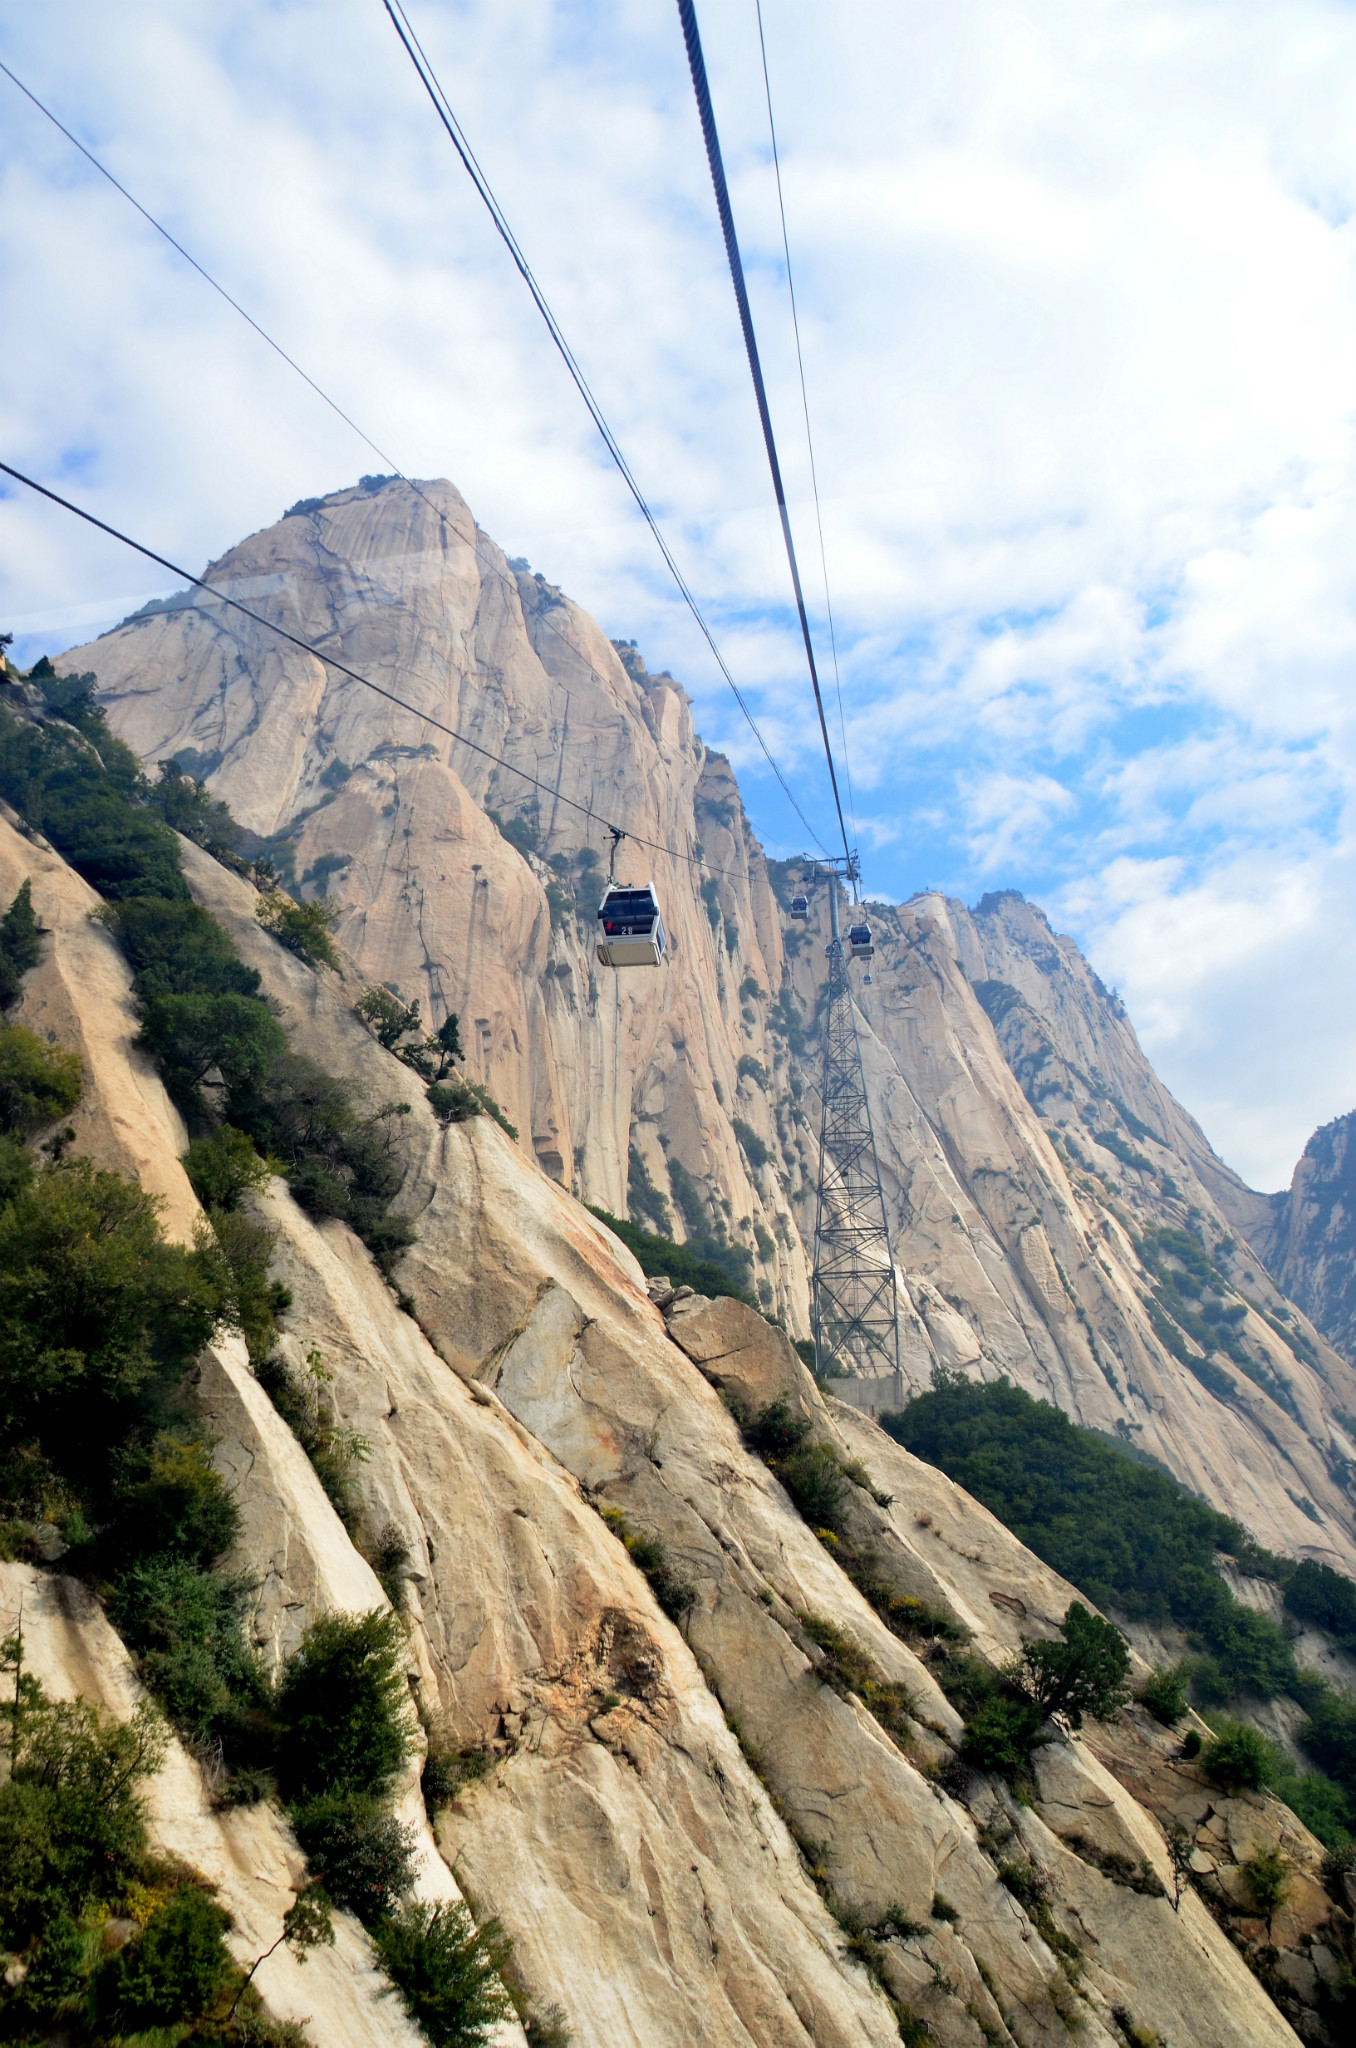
<box><xmin>1253</xmin><ymin>1111</ymin><xmax>1356</xmax><ymax>1365</ymax></box>
<box><xmin>64</xmin><ymin>481</ymin><xmax>806</xmax><ymax>1327</ymax></box>
<box><xmin>247</xmin><ymin>1181</ymin><xmax>905</xmax><ymax>2048</ymax></box>
<box><xmin>20</xmin><ymin>542</ymin><xmax>1338</xmax><ymax>2037</ymax></box>
<box><xmin>0</xmin><ymin>807</ymin><xmax>199</xmax><ymax>1241</ymax></box>
<box><xmin>63</xmin><ymin>476</ymin><xmax>1356</xmax><ymax>1575</ymax></box>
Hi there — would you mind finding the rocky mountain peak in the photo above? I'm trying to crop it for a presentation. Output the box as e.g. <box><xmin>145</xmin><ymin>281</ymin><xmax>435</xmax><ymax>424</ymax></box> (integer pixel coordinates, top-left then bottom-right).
<box><xmin>57</xmin><ymin>473</ymin><xmax>1356</xmax><ymax>1577</ymax></box>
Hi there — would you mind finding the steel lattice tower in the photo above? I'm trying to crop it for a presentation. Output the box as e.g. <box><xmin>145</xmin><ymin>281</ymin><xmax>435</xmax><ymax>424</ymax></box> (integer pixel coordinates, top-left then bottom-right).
<box><xmin>810</xmin><ymin>872</ymin><xmax>902</xmax><ymax>1385</ymax></box>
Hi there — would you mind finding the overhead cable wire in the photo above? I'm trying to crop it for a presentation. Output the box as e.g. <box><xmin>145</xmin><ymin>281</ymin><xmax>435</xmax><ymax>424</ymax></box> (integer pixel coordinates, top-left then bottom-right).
<box><xmin>379</xmin><ymin>0</ymin><xmax>828</xmax><ymax>856</ymax></box>
<box><xmin>0</xmin><ymin>50</ymin><xmax>825</xmax><ymax>859</ymax></box>
<box><xmin>0</xmin><ymin>57</ymin><xmax>392</xmax><ymax>478</ymax></box>
<box><xmin>752</xmin><ymin>0</ymin><xmax>857</xmax><ymax>847</ymax></box>
<box><xmin>674</xmin><ymin>0</ymin><xmax>853</xmax><ymax>875</ymax></box>
<box><xmin>0</xmin><ymin>459</ymin><xmax>749</xmax><ymax>881</ymax></box>
<box><xmin>0</xmin><ymin>58</ymin><xmax>650</xmax><ymax>756</ymax></box>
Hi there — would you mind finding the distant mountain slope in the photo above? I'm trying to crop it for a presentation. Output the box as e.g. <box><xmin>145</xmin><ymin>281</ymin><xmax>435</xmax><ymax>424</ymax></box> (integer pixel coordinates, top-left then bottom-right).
<box><xmin>58</xmin><ymin>475</ymin><xmax>1356</xmax><ymax>1572</ymax></box>
<box><xmin>1250</xmin><ymin>1114</ymin><xmax>1356</xmax><ymax>1368</ymax></box>
<box><xmin>781</xmin><ymin>881</ymin><xmax>1356</xmax><ymax>1569</ymax></box>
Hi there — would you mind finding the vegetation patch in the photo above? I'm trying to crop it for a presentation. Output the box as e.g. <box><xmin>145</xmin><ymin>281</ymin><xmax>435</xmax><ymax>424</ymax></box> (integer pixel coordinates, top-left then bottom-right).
<box><xmin>0</xmin><ymin>1659</ymin><xmax>308</xmax><ymax>2043</ymax></box>
<box><xmin>0</xmin><ymin>689</ymin><xmax>544</xmax><ymax>2043</ymax></box>
<box><xmin>1059</xmin><ymin>1834</ymin><xmax>1164</xmax><ymax>1897</ymax></box>
<box><xmin>930</xmin><ymin>1605</ymin><xmax>1130</xmax><ymax>1782</ymax></box>
<box><xmin>376</xmin><ymin>1901</ymin><xmax>516</xmax><ymax>2048</ymax></box>
<box><xmin>882</xmin><ymin>1376</ymin><xmax>1294</xmax><ymax>1693</ymax></box>
<box><xmin>798</xmin><ymin>1612</ymin><xmax>918</xmax><ymax>1746</ymax></box>
<box><xmin>0</xmin><ymin>690</ymin><xmax>416</xmax><ymax>1280</ymax></box>
<box><xmin>885</xmin><ymin>1373</ymin><xmax>1356</xmax><ymax>1844</ymax></box>
<box><xmin>257</xmin><ymin>890</ymin><xmax>339</xmax><ymax>968</ymax></box>
<box><xmin>1137</xmin><ymin>1225</ymin><xmax>1298</xmax><ymax>1414</ymax></box>
<box><xmin>426</xmin><ymin>1073</ymin><xmax>518</xmax><ymax>1140</ymax></box>
<box><xmin>599</xmin><ymin>1505</ymin><xmax>695</xmax><ymax>1621</ymax></box>
<box><xmin>1138</xmin><ymin>1662</ymin><xmax>1189</xmax><ymax>1726</ymax></box>
<box><xmin>587</xmin><ymin>1205</ymin><xmax>755</xmax><ymax>1304</ymax></box>
<box><xmin>625</xmin><ymin>1143</ymin><xmax>673</xmax><ymax>1234</ymax></box>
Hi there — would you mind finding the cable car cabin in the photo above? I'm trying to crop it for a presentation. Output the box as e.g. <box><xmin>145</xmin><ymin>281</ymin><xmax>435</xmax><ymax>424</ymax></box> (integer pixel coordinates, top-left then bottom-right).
<box><xmin>596</xmin><ymin>883</ymin><xmax>667</xmax><ymax>968</ymax></box>
<box><xmin>788</xmin><ymin>894</ymin><xmax>810</xmax><ymax>921</ymax></box>
<box><xmin>847</xmin><ymin>921</ymin><xmax>874</xmax><ymax>961</ymax></box>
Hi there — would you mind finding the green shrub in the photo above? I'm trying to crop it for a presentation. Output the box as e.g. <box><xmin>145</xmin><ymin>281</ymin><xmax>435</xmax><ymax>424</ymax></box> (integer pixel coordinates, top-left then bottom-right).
<box><xmin>1286</xmin><ymin>1558</ymin><xmax>1356</xmax><ymax>1645</ymax></box>
<box><xmin>1240</xmin><ymin>1845</ymin><xmax>1290</xmax><ymax>1931</ymax></box>
<box><xmin>1299</xmin><ymin>1686</ymin><xmax>1356</xmax><ymax>1799</ymax></box>
<box><xmin>276</xmin><ymin>1609</ymin><xmax>411</xmax><ymax>1801</ymax></box>
<box><xmin>0</xmin><ymin>880</ymin><xmax>42</xmax><ymax>1010</ymax></box>
<box><xmin>599</xmin><ymin>1508</ymin><xmax>696</xmax><ymax>1622</ymax></box>
<box><xmin>626</xmin><ymin>1143</ymin><xmax>673</xmax><ymax>1234</ymax></box>
<box><xmin>108</xmin><ymin>1434</ymin><xmax>239</xmax><ymax>1570</ymax></box>
<box><xmin>0</xmin><ymin>1022</ymin><xmax>82</xmax><ymax>1135</ymax></box>
<box><xmin>0</xmin><ymin>1132</ymin><xmax>33</xmax><ymax>1206</ymax></box>
<box><xmin>0</xmin><ymin>1159</ymin><xmax>224</xmax><ymax>1491</ymax></box>
<box><xmin>146</xmin><ymin>757</ymin><xmax>242</xmax><ymax>857</ymax></box>
<box><xmin>881</xmin><ymin>1378</ymin><xmax>1296</xmax><ymax>1700</ymax></box>
<box><xmin>231</xmin><ymin>1052</ymin><xmax>413</xmax><ymax>1270</ymax></box>
<box><xmin>0</xmin><ymin>1684</ymin><xmax>163</xmax><ymax>1946</ymax></box>
<box><xmin>110</xmin><ymin>1557</ymin><xmax>268</xmax><ymax>1752</ymax></box>
<box><xmin>731</xmin><ymin>1117</ymin><xmax>771</xmax><ymax>1170</ymax></box>
<box><xmin>1</xmin><ymin>707</ymin><xmax>415</xmax><ymax>1276</ymax></box>
<box><xmin>1019</xmin><ymin>1603</ymin><xmax>1131</xmax><ymax>1727</ymax></box>
<box><xmin>184</xmin><ymin>1124</ymin><xmax>272</xmax><ymax>1211</ymax></box>
<box><xmin>426</xmin><ymin>1075</ymin><xmax>519</xmax><ymax>1140</ymax></box>
<box><xmin>1271</xmin><ymin>1765</ymin><xmax>1353</xmax><ymax>1851</ymax></box>
<box><xmin>375</xmin><ymin>1900</ymin><xmax>515</xmax><ymax>2047</ymax></box>
<box><xmin>1189</xmin><ymin>1655</ymin><xmax>1230</xmax><ymax>1707</ymax></box>
<box><xmin>96</xmin><ymin>1882</ymin><xmax>234</xmax><ymax>2033</ymax></box>
<box><xmin>665</xmin><ymin>1158</ymin><xmax>755</xmax><ymax>1287</ymax></box>
<box><xmin>138</xmin><ymin>989</ymin><xmax>289</xmax><ymax>1102</ymax></box>
<box><xmin>941</xmin><ymin>1604</ymin><xmax>1129</xmax><ymax>1779</ymax></box>
<box><xmin>292</xmin><ymin>1790</ymin><xmax>418</xmax><ymax>1924</ymax></box>
<box><xmin>11</xmin><ymin>1911</ymin><xmax>86</xmax><ymax>2024</ymax></box>
<box><xmin>356</xmin><ymin>985</ymin><xmax>422</xmax><ymax>1050</ymax></box>
<box><xmin>254</xmin><ymin>1348</ymin><xmax>370</xmax><ymax>1526</ymax></box>
<box><xmin>524</xmin><ymin>2004</ymin><xmax>573</xmax><ymax>2048</ymax></box>
<box><xmin>960</xmin><ymin>1694</ymin><xmax>1044</xmax><ymax>1775</ymax></box>
<box><xmin>423</xmin><ymin>1742</ymin><xmax>491</xmax><ymax>1811</ymax></box>
<box><xmin>777</xmin><ymin>1442</ymin><xmax>849</xmax><ymax>1532</ymax></box>
<box><xmin>585</xmin><ymin>1206</ymin><xmax>755</xmax><ymax>1305</ymax></box>
<box><xmin>367</xmin><ymin>1519</ymin><xmax>413</xmax><ymax>1610</ymax></box>
<box><xmin>1200</xmin><ymin>1720</ymin><xmax>1276</xmax><ymax>1792</ymax></box>
<box><xmin>107</xmin><ymin>895</ymin><xmax>262</xmax><ymax>1001</ymax></box>
<box><xmin>0</xmin><ymin>699</ymin><xmax>186</xmax><ymax>901</ymax></box>
<box><xmin>199</xmin><ymin>1202</ymin><xmax>289</xmax><ymax>1362</ymax></box>
<box><xmin>741</xmin><ymin>1397</ymin><xmax>812</xmax><ymax>1459</ymax></box>
<box><xmin>798</xmin><ymin>1613</ymin><xmax>917</xmax><ymax>1742</ymax></box>
<box><xmin>258</xmin><ymin>891</ymin><xmax>339</xmax><ymax>968</ymax></box>
<box><xmin>1140</xmin><ymin>1663</ymin><xmax>1189</xmax><ymax>1725</ymax></box>
<box><xmin>1181</xmin><ymin>1729</ymin><xmax>1202</xmax><ymax>1759</ymax></box>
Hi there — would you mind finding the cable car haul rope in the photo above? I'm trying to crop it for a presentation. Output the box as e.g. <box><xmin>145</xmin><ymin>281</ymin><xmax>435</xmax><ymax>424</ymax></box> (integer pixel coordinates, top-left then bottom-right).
<box><xmin>1</xmin><ymin>2</ymin><xmax>901</xmax><ymax>1373</ymax></box>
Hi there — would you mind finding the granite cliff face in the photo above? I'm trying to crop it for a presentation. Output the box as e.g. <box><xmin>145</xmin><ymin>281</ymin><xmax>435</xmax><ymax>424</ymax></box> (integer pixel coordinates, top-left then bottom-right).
<box><xmin>0</xmin><ymin>795</ymin><xmax>1325</xmax><ymax>2046</ymax></box>
<box><xmin>60</xmin><ymin>474</ymin><xmax>1356</xmax><ymax>1575</ymax></box>
<box><xmin>1241</xmin><ymin>1115</ymin><xmax>1356</xmax><ymax>1369</ymax></box>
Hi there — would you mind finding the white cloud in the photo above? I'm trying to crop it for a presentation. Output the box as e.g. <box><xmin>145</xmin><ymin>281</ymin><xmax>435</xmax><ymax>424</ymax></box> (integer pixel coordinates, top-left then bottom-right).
<box><xmin>1059</xmin><ymin>839</ymin><xmax>1356</xmax><ymax>1190</ymax></box>
<box><xmin>0</xmin><ymin>0</ymin><xmax>1352</xmax><ymax>1185</ymax></box>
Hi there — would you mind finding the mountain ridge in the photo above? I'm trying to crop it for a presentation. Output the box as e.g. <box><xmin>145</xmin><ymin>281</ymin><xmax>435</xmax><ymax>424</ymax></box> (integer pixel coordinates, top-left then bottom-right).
<box><xmin>57</xmin><ymin>473</ymin><xmax>1356</xmax><ymax>1576</ymax></box>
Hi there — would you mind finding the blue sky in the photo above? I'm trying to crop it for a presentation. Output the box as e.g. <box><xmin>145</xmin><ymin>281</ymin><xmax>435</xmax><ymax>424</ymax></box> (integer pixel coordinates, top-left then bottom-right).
<box><xmin>1</xmin><ymin>0</ymin><xmax>1353</xmax><ymax>1189</ymax></box>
